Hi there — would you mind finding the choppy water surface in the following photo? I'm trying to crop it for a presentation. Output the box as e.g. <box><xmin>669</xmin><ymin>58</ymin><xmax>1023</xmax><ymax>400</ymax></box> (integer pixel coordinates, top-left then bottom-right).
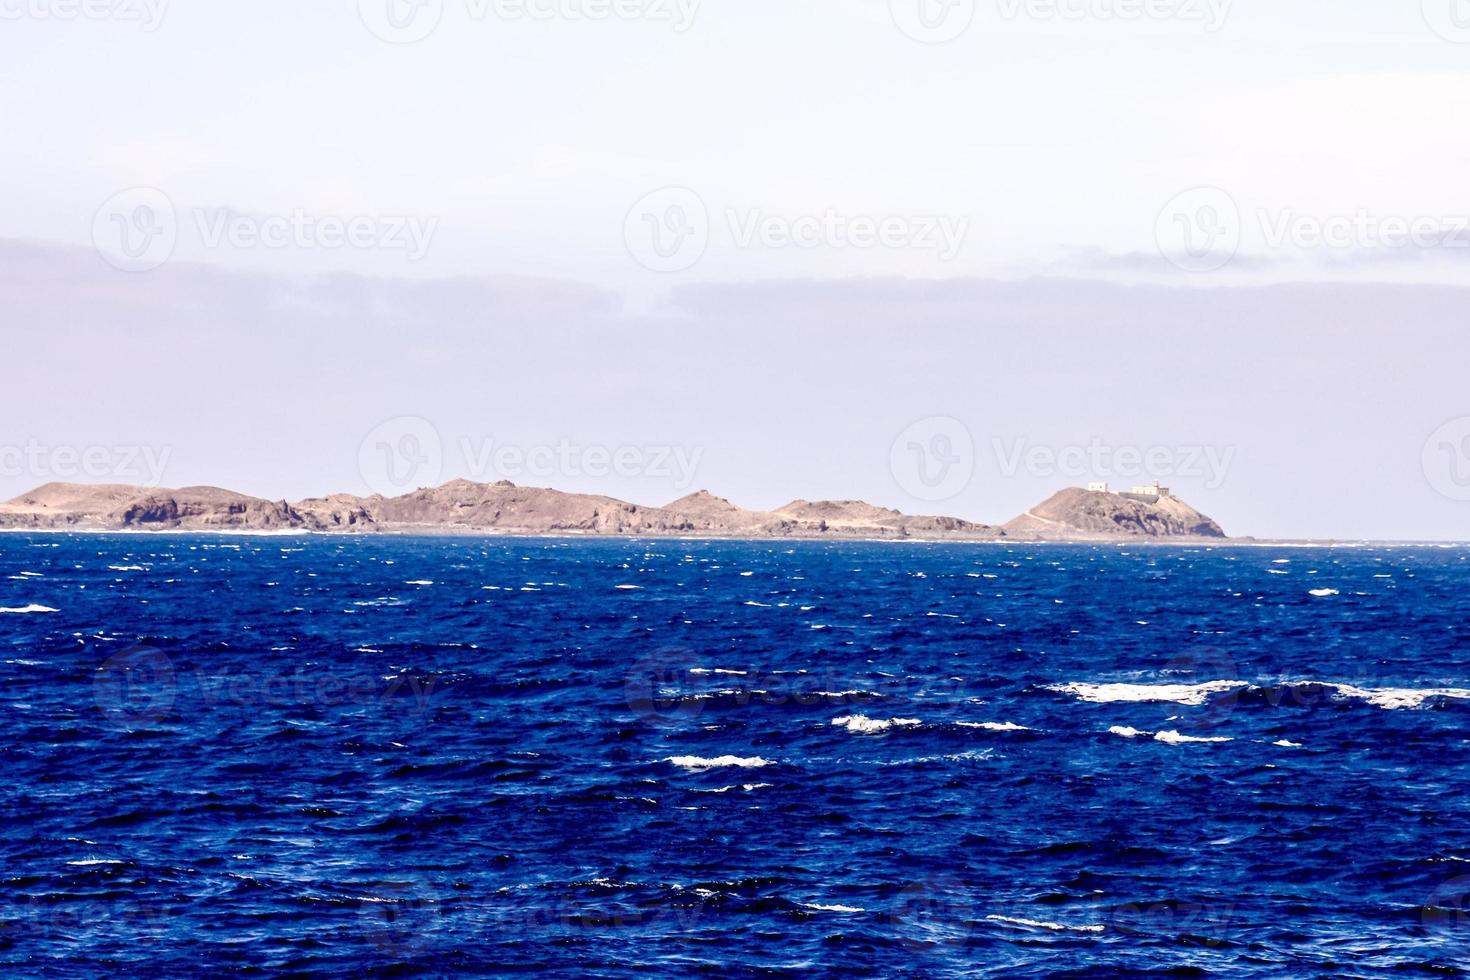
<box><xmin>5</xmin><ymin>534</ymin><xmax>1470</xmax><ymax>977</ymax></box>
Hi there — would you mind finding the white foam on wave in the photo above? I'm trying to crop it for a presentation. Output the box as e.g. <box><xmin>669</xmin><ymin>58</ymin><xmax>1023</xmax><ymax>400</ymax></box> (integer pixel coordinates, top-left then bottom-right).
<box><xmin>0</xmin><ymin>604</ymin><xmax>58</xmax><ymax>614</ymax></box>
<box><xmin>1050</xmin><ymin>680</ymin><xmax>1246</xmax><ymax>706</ymax></box>
<box><xmin>1154</xmin><ymin>730</ymin><xmax>1232</xmax><ymax>745</ymax></box>
<box><xmin>65</xmin><ymin>858</ymin><xmax>124</xmax><ymax>867</ymax></box>
<box><xmin>667</xmin><ymin>755</ymin><xmax>771</xmax><ymax>770</ymax></box>
<box><xmin>831</xmin><ymin>714</ymin><xmax>921</xmax><ymax>734</ymax></box>
<box><xmin>1058</xmin><ymin>678</ymin><xmax>1470</xmax><ymax>712</ymax></box>
<box><xmin>689</xmin><ymin>667</ymin><xmax>747</xmax><ymax>676</ymax></box>
<box><xmin>1109</xmin><ymin>725</ymin><xmax>1231</xmax><ymax>744</ymax></box>
<box><xmin>1327</xmin><ymin>684</ymin><xmax>1470</xmax><ymax>710</ymax></box>
<box><xmin>986</xmin><ymin>914</ymin><xmax>1104</xmax><ymax>934</ymax></box>
<box><xmin>958</xmin><ymin>721</ymin><xmax>1031</xmax><ymax>732</ymax></box>
<box><xmin>1273</xmin><ymin>739</ymin><xmax>1303</xmax><ymax>748</ymax></box>
<box><xmin>1309</xmin><ymin>588</ymin><xmax>1339</xmax><ymax>597</ymax></box>
<box><xmin>802</xmin><ymin>901</ymin><xmax>865</xmax><ymax>913</ymax></box>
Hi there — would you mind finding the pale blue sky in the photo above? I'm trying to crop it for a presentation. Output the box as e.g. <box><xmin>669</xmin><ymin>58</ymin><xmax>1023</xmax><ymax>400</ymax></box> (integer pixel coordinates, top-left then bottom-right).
<box><xmin>3</xmin><ymin>2</ymin><xmax>1469</xmax><ymax>538</ymax></box>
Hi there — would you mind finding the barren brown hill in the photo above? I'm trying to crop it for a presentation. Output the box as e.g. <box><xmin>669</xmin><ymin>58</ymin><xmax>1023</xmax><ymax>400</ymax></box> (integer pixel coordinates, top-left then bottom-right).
<box><xmin>0</xmin><ymin>482</ymin><xmax>302</xmax><ymax>530</ymax></box>
<box><xmin>1004</xmin><ymin>487</ymin><xmax>1225</xmax><ymax>539</ymax></box>
<box><xmin>773</xmin><ymin>499</ymin><xmax>988</xmax><ymax>537</ymax></box>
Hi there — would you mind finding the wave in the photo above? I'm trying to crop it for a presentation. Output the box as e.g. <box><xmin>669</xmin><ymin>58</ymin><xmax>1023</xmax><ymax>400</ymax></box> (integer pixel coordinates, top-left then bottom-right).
<box><xmin>801</xmin><ymin>901</ymin><xmax>864</xmax><ymax>913</ymax></box>
<box><xmin>1054</xmin><ymin>680</ymin><xmax>1470</xmax><ymax>711</ymax></box>
<box><xmin>1048</xmin><ymin>681</ymin><xmax>1247</xmax><ymax>706</ymax></box>
<box><xmin>831</xmin><ymin>714</ymin><xmax>921</xmax><ymax>734</ymax></box>
<box><xmin>957</xmin><ymin>721</ymin><xmax>1031</xmax><ymax>732</ymax></box>
<box><xmin>0</xmin><ymin>604</ymin><xmax>59</xmax><ymax>614</ymax></box>
<box><xmin>986</xmin><ymin>914</ymin><xmax>1105</xmax><ymax>934</ymax></box>
<box><xmin>666</xmin><ymin>755</ymin><xmax>772</xmax><ymax>770</ymax></box>
<box><xmin>1108</xmin><ymin>725</ymin><xmax>1232</xmax><ymax>744</ymax></box>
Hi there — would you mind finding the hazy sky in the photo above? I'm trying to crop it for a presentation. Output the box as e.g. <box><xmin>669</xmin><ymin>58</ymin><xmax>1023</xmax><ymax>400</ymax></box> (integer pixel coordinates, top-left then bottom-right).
<box><xmin>3</xmin><ymin>2</ymin><xmax>1470</xmax><ymax>539</ymax></box>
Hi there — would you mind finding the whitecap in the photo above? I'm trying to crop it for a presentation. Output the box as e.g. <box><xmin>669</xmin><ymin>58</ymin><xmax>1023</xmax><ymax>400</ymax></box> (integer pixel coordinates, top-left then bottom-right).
<box><xmin>404</xmin><ymin>580</ymin><xmax>434</xmax><ymax>586</ymax></box>
<box><xmin>1154</xmin><ymin>730</ymin><xmax>1232</xmax><ymax>745</ymax></box>
<box><xmin>689</xmin><ymin>668</ymin><xmax>747</xmax><ymax>676</ymax></box>
<box><xmin>1050</xmin><ymin>680</ymin><xmax>1246</xmax><ymax>706</ymax></box>
<box><xmin>958</xmin><ymin>721</ymin><xmax>1030</xmax><ymax>732</ymax></box>
<box><xmin>802</xmin><ymin>902</ymin><xmax>865</xmax><ymax>913</ymax></box>
<box><xmin>1108</xmin><ymin>725</ymin><xmax>1150</xmax><ymax>738</ymax></box>
<box><xmin>1273</xmin><ymin>739</ymin><xmax>1303</xmax><ymax>747</ymax></box>
<box><xmin>1326</xmin><ymin>684</ymin><xmax>1470</xmax><ymax>710</ymax></box>
<box><xmin>1308</xmin><ymin>588</ymin><xmax>1339</xmax><ymax>597</ymax></box>
<box><xmin>667</xmin><ymin>755</ymin><xmax>771</xmax><ymax>770</ymax></box>
<box><xmin>0</xmin><ymin>604</ymin><xmax>58</xmax><ymax>614</ymax></box>
<box><xmin>615</xmin><ymin>584</ymin><xmax>642</xmax><ymax>590</ymax></box>
<box><xmin>986</xmin><ymin>914</ymin><xmax>1104</xmax><ymax>934</ymax></box>
<box><xmin>832</xmin><ymin>714</ymin><xmax>921</xmax><ymax>734</ymax></box>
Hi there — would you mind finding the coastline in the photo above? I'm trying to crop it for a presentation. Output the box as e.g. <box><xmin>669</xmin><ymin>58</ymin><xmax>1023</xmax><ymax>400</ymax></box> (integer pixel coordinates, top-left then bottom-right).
<box><xmin>1</xmin><ymin>525</ymin><xmax>1462</xmax><ymax>548</ymax></box>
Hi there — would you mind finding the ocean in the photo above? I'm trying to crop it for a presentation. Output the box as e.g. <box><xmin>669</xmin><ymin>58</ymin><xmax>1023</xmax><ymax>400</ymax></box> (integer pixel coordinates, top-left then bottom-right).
<box><xmin>4</xmin><ymin>533</ymin><xmax>1470</xmax><ymax>977</ymax></box>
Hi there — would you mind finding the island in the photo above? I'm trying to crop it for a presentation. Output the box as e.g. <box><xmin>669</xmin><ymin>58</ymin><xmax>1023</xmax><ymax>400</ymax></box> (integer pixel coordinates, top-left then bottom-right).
<box><xmin>0</xmin><ymin>480</ymin><xmax>1227</xmax><ymax>541</ymax></box>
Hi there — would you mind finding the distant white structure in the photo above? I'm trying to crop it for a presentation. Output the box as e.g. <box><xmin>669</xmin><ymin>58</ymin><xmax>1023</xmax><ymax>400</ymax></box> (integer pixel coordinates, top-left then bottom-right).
<box><xmin>1129</xmin><ymin>482</ymin><xmax>1171</xmax><ymax>498</ymax></box>
<box><xmin>1087</xmin><ymin>481</ymin><xmax>1110</xmax><ymax>493</ymax></box>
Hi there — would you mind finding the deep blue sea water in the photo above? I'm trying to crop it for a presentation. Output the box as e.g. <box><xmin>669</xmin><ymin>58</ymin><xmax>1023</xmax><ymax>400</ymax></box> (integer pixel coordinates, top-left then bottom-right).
<box><xmin>5</xmin><ymin>533</ymin><xmax>1470</xmax><ymax>978</ymax></box>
